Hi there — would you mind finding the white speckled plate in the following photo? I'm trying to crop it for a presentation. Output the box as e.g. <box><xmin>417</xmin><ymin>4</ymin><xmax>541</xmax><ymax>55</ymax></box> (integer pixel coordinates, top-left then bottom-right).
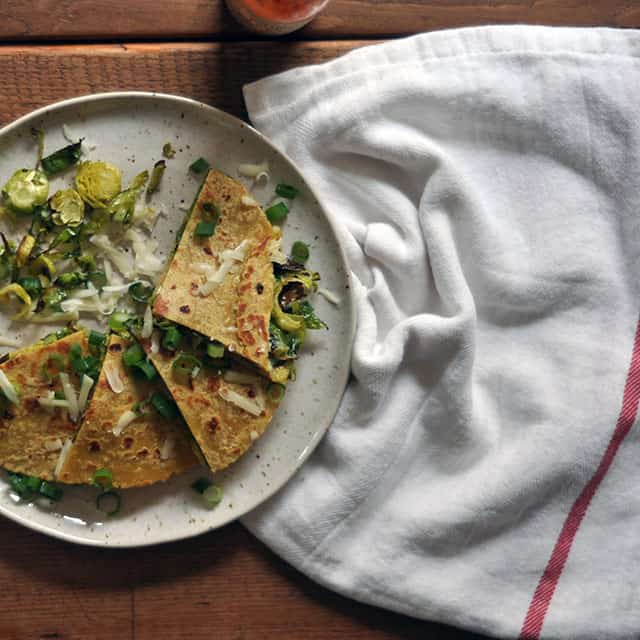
<box><xmin>0</xmin><ymin>92</ymin><xmax>354</xmax><ymax>547</ymax></box>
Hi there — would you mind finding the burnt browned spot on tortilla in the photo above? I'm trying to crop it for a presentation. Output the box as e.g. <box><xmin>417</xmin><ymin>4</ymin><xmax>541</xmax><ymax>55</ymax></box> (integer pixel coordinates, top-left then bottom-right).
<box><xmin>122</xmin><ymin>436</ymin><xmax>134</xmax><ymax>449</ymax></box>
<box><xmin>170</xmin><ymin>284</ymin><xmax>177</xmax><ymax>290</ymax></box>
<box><xmin>256</xmin><ymin>283</ymin><xmax>264</xmax><ymax>294</ymax></box>
<box><xmin>208</xmin><ymin>417</ymin><xmax>219</xmax><ymax>433</ymax></box>
<box><xmin>154</xmin><ymin>448</ymin><xmax>161</xmax><ymax>459</ymax></box>
<box><xmin>137</xmin><ymin>448</ymin><xmax>149</xmax><ymax>458</ymax></box>
<box><xmin>203</xmin><ymin>246</ymin><xmax>213</xmax><ymax>256</ymax></box>
<box><xmin>247</xmin><ymin>388</ymin><xmax>256</xmax><ymax>399</ymax></box>
<box><xmin>238</xmin><ymin>303</ymin><xmax>247</xmax><ymax>314</ymax></box>
<box><xmin>207</xmin><ymin>376</ymin><xmax>221</xmax><ymax>393</ymax></box>
<box><xmin>179</xmin><ymin>305</ymin><xmax>191</xmax><ymax>314</ymax></box>
<box><xmin>190</xmin><ymin>282</ymin><xmax>198</xmax><ymax>292</ymax></box>
<box><xmin>154</xmin><ymin>296</ymin><xmax>169</xmax><ymax>315</ymax></box>
<box><xmin>88</xmin><ymin>441</ymin><xmax>100</xmax><ymax>452</ymax></box>
<box><xmin>109</xmin><ymin>343</ymin><xmax>123</xmax><ymax>353</ymax></box>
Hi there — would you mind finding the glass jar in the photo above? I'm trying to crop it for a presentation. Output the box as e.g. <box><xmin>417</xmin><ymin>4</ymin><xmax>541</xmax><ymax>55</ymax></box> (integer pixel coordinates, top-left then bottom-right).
<box><xmin>226</xmin><ymin>0</ymin><xmax>330</xmax><ymax>36</ymax></box>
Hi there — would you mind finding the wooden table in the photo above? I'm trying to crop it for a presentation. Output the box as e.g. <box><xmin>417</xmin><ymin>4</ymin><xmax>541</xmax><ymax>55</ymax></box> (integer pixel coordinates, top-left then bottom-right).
<box><xmin>0</xmin><ymin>3</ymin><xmax>636</xmax><ymax>639</ymax></box>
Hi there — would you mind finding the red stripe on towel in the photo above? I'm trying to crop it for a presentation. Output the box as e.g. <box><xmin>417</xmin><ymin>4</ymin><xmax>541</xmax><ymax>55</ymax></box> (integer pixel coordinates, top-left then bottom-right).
<box><xmin>520</xmin><ymin>317</ymin><xmax>640</xmax><ymax>639</ymax></box>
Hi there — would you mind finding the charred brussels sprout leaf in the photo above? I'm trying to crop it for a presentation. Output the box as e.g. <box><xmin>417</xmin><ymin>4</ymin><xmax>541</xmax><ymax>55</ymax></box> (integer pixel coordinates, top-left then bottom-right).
<box><xmin>41</xmin><ymin>142</ymin><xmax>82</xmax><ymax>176</ymax></box>
<box><xmin>75</xmin><ymin>161</ymin><xmax>122</xmax><ymax>209</ymax></box>
<box><xmin>50</xmin><ymin>189</ymin><xmax>85</xmax><ymax>227</ymax></box>
<box><xmin>2</xmin><ymin>169</ymin><xmax>49</xmax><ymax>214</ymax></box>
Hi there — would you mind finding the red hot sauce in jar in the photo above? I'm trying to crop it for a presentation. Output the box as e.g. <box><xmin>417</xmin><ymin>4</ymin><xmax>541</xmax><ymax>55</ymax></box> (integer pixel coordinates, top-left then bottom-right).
<box><xmin>226</xmin><ymin>0</ymin><xmax>330</xmax><ymax>35</ymax></box>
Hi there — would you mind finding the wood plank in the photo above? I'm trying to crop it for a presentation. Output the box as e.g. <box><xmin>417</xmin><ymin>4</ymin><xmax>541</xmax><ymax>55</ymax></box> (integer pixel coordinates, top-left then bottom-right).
<box><xmin>1</xmin><ymin>0</ymin><xmax>639</xmax><ymax>41</ymax></box>
<box><xmin>0</xmin><ymin>516</ymin><xmax>483</xmax><ymax>639</ymax></box>
<box><xmin>0</xmin><ymin>42</ymin><xmax>366</xmax><ymax>125</ymax></box>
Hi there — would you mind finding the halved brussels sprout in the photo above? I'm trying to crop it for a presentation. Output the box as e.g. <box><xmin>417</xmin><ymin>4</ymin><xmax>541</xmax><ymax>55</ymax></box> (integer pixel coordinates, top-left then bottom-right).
<box><xmin>75</xmin><ymin>161</ymin><xmax>122</xmax><ymax>209</ymax></box>
<box><xmin>50</xmin><ymin>189</ymin><xmax>85</xmax><ymax>227</ymax></box>
<box><xmin>2</xmin><ymin>169</ymin><xmax>49</xmax><ymax>214</ymax></box>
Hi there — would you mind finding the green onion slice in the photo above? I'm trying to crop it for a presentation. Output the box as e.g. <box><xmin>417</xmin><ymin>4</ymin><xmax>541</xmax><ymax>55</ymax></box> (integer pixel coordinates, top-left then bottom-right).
<box><xmin>146</xmin><ymin>160</ymin><xmax>166</xmax><ymax>196</ymax></box>
<box><xmin>171</xmin><ymin>354</ymin><xmax>202</xmax><ymax>382</ymax></box>
<box><xmin>206</xmin><ymin>341</ymin><xmax>225</xmax><ymax>359</ymax></box>
<box><xmin>265</xmin><ymin>202</ymin><xmax>289</xmax><ymax>224</ymax></box>
<box><xmin>89</xmin><ymin>330</ymin><xmax>107</xmax><ymax>349</ymax></box>
<box><xmin>128</xmin><ymin>282</ymin><xmax>154</xmax><ymax>303</ymax></box>
<box><xmin>162</xmin><ymin>326</ymin><xmax>182</xmax><ymax>351</ymax></box>
<box><xmin>194</xmin><ymin>221</ymin><xmax>215</xmax><ymax>238</ymax></box>
<box><xmin>123</xmin><ymin>343</ymin><xmax>145</xmax><ymax>367</ymax></box>
<box><xmin>290</xmin><ymin>241</ymin><xmax>309</xmax><ymax>264</ymax></box>
<box><xmin>88</xmin><ymin>270</ymin><xmax>107</xmax><ymax>289</ymax></box>
<box><xmin>17</xmin><ymin>275</ymin><xmax>43</xmax><ymax>298</ymax></box>
<box><xmin>202</xmin><ymin>484</ymin><xmax>223</xmax><ymax>507</ymax></box>
<box><xmin>96</xmin><ymin>490</ymin><xmax>121</xmax><ymax>516</ymax></box>
<box><xmin>109</xmin><ymin>311</ymin><xmax>133</xmax><ymax>333</ymax></box>
<box><xmin>39</xmin><ymin>480</ymin><xmax>63</xmax><ymax>501</ymax></box>
<box><xmin>133</xmin><ymin>359</ymin><xmax>157</xmax><ymax>381</ymax></box>
<box><xmin>266</xmin><ymin>383</ymin><xmax>286</xmax><ymax>404</ymax></box>
<box><xmin>92</xmin><ymin>468</ymin><xmax>113</xmax><ymax>490</ymax></box>
<box><xmin>150</xmin><ymin>392</ymin><xmax>178</xmax><ymax>419</ymax></box>
<box><xmin>275</xmin><ymin>183</ymin><xmax>299</xmax><ymax>199</ymax></box>
<box><xmin>189</xmin><ymin>157</ymin><xmax>210</xmax><ymax>174</ymax></box>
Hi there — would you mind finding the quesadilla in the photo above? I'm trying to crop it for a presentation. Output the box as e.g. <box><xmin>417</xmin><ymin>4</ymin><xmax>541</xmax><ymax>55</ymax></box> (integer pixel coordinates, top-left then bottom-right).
<box><xmin>153</xmin><ymin>169</ymin><xmax>277</xmax><ymax>378</ymax></box>
<box><xmin>145</xmin><ymin>331</ymin><xmax>282</xmax><ymax>472</ymax></box>
<box><xmin>0</xmin><ymin>330</ymin><xmax>97</xmax><ymax>480</ymax></box>
<box><xmin>58</xmin><ymin>334</ymin><xmax>198</xmax><ymax>488</ymax></box>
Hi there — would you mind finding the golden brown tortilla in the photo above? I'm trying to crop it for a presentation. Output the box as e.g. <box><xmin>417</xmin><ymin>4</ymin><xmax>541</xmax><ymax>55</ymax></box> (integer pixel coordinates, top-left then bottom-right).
<box><xmin>153</xmin><ymin>169</ymin><xmax>276</xmax><ymax>377</ymax></box>
<box><xmin>58</xmin><ymin>335</ymin><xmax>198</xmax><ymax>488</ymax></box>
<box><xmin>0</xmin><ymin>331</ymin><xmax>91</xmax><ymax>480</ymax></box>
<box><xmin>147</xmin><ymin>343</ymin><xmax>280</xmax><ymax>472</ymax></box>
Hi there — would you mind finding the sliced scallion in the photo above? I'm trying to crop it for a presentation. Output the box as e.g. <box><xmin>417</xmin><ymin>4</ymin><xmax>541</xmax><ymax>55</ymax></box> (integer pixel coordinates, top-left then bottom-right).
<box><xmin>202</xmin><ymin>484</ymin><xmax>223</xmax><ymax>507</ymax></box>
<box><xmin>41</xmin><ymin>141</ymin><xmax>82</xmax><ymax>176</ymax></box>
<box><xmin>275</xmin><ymin>183</ymin><xmax>299</xmax><ymax>199</ymax></box>
<box><xmin>128</xmin><ymin>282</ymin><xmax>154</xmax><ymax>303</ymax></box>
<box><xmin>88</xmin><ymin>330</ymin><xmax>107</xmax><ymax>349</ymax></box>
<box><xmin>146</xmin><ymin>160</ymin><xmax>166</xmax><ymax>196</ymax></box>
<box><xmin>171</xmin><ymin>354</ymin><xmax>202</xmax><ymax>382</ymax></box>
<box><xmin>290</xmin><ymin>241</ymin><xmax>309</xmax><ymax>264</ymax></box>
<box><xmin>92</xmin><ymin>468</ymin><xmax>113</xmax><ymax>490</ymax></box>
<box><xmin>133</xmin><ymin>359</ymin><xmax>157</xmax><ymax>381</ymax></box>
<box><xmin>123</xmin><ymin>343</ymin><xmax>145</xmax><ymax>367</ymax></box>
<box><xmin>265</xmin><ymin>202</ymin><xmax>289</xmax><ymax>224</ymax></box>
<box><xmin>191</xmin><ymin>477</ymin><xmax>212</xmax><ymax>494</ymax></box>
<box><xmin>206</xmin><ymin>341</ymin><xmax>225</xmax><ymax>359</ymax></box>
<box><xmin>151</xmin><ymin>392</ymin><xmax>178</xmax><ymax>420</ymax></box>
<box><xmin>17</xmin><ymin>275</ymin><xmax>43</xmax><ymax>298</ymax></box>
<box><xmin>39</xmin><ymin>480</ymin><xmax>63</xmax><ymax>501</ymax></box>
<box><xmin>162</xmin><ymin>326</ymin><xmax>182</xmax><ymax>351</ymax></box>
<box><xmin>189</xmin><ymin>157</ymin><xmax>210</xmax><ymax>174</ymax></box>
<box><xmin>194</xmin><ymin>221</ymin><xmax>215</xmax><ymax>237</ymax></box>
<box><xmin>40</xmin><ymin>353</ymin><xmax>66</xmax><ymax>382</ymax></box>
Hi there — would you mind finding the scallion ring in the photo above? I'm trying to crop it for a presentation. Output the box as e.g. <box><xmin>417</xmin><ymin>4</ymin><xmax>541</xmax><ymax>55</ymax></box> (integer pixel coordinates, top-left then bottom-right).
<box><xmin>96</xmin><ymin>490</ymin><xmax>121</xmax><ymax>516</ymax></box>
<box><xmin>128</xmin><ymin>281</ymin><xmax>154</xmax><ymax>303</ymax></box>
<box><xmin>171</xmin><ymin>354</ymin><xmax>202</xmax><ymax>383</ymax></box>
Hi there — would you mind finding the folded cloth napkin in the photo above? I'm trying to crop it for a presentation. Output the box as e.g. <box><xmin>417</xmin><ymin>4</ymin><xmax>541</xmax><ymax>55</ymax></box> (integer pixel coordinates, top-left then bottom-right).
<box><xmin>241</xmin><ymin>26</ymin><xmax>640</xmax><ymax>640</ymax></box>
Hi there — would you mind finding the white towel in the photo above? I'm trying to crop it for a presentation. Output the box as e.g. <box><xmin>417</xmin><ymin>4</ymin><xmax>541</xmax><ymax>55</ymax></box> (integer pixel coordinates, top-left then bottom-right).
<box><xmin>242</xmin><ymin>26</ymin><xmax>640</xmax><ymax>640</ymax></box>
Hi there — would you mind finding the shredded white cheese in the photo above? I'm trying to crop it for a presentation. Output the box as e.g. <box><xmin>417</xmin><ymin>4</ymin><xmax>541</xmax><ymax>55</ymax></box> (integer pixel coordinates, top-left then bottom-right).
<box><xmin>101</xmin><ymin>280</ymin><xmax>145</xmax><ymax>294</ymax></box>
<box><xmin>77</xmin><ymin>374</ymin><xmax>94</xmax><ymax>413</ymax></box>
<box><xmin>44</xmin><ymin>438</ymin><xmax>63</xmax><ymax>452</ymax></box>
<box><xmin>90</xmin><ymin>234</ymin><xmax>134</xmax><ymax>277</ymax></box>
<box><xmin>59</xmin><ymin>372</ymin><xmax>79</xmax><ymax>422</ymax></box>
<box><xmin>317</xmin><ymin>287</ymin><xmax>341</xmax><ymax>306</ymax></box>
<box><xmin>159</xmin><ymin>436</ymin><xmax>175</xmax><ymax>461</ymax></box>
<box><xmin>218</xmin><ymin>385</ymin><xmax>264</xmax><ymax>417</ymax></box>
<box><xmin>113</xmin><ymin>409</ymin><xmax>138</xmax><ymax>437</ymax></box>
<box><xmin>0</xmin><ymin>370</ymin><xmax>19</xmax><ymax>405</ymax></box>
<box><xmin>223</xmin><ymin>370</ymin><xmax>262</xmax><ymax>385</ymax></box>
<box><xmin>198</xmin><ymin>240</ymin><xmax>250</xmax><ymax>297</ymax></box>
<box><xmin>104</xmin><ymin>363</ymin><xmax>124</xmax><ymax>394</ymax></box>
<box><xmin>267</xmin><ymin>237</ymin><xmax>287</xmax><ymax>264</ymax></box>
<box><xmin>0</xmin><ymin>336</ymin><xmax>21</xmax><ymax>348</ymax></box>
<box><xmin>69</xmin><ymin>284</ymin><xmax>98</xmax><ymax>299</ymax></box>
<box><xmin>60</xmin><ymin>298</ymin><xmax>102</xmax><ymax>314</ymax></box>
<box><xmin>54</xmin><ymin>438</ymin><xmax>73</xmax><ymax>478</ymax></box>
<box><xmin>238</xmin><ymin>161</ymin><xmax>269</xmax><ymax>179</ymax></box>
<box><xmin>37</xmin><ymin>397</ymin><xmax>71</xmax><ymax>409</ymax></box>
<box><xmin>150</xmin><ymin>330</ymin><xmax>160</xmax><ymax>355</ymax></box>
<box><xmin>241</xmin><ymin>195</ymin><xmax>259</xmax><ymax>207</ymax></box>
<box><xmin>141</xmin><ymin>305</ymin><xmax>153</xmax><ymax>339</ymax></box>
<box><xmin>250</xmin><ymin>430</ymin><xmax>259</xmax><ymax>441</ymax></box>
<box><xmin>22</xmin><ymin>311</ymin><xmax>80</xmax><ymax>324</ymax></box>
<box><xmin>125</xmin><ymin>228</ymin><xmax>163</xmax><ymax>277</ymax></box>
<box><xmin>103</xmin><ymin>259</ymin><xmax>113</xmax><ymax>283</ymax></box>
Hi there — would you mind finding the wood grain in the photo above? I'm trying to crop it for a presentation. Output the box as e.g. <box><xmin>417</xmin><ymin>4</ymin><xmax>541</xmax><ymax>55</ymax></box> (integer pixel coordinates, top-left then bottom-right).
<box><xmin>0</xmin><ymin>42</ymin><xmax>367</xmax><ymax>125</ymax></box>
<box><xmin>0</xmin><ymin>516</ymin><xmax>485</xmax><ymax>640</ymax></box>
<box><xmin>1</xmin><ymin>0</ymin><xmax>639</xmax><ymax>41</ymax></box>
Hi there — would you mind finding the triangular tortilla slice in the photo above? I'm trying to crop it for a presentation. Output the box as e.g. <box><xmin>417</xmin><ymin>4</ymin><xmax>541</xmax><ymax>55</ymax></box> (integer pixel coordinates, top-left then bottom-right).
<box><xmin>153</xmin><ymin>169</ymin><xmax>276</xmax><ymax>377</ymax></box>
<box><xmin>147</xmin><ymin>344</ymin><xmax>280</xmax><ymax>472</ymax></box>
<box><xmin>0</xmin><ymin>330</ymin><xmax>92</xmax><ymax>480</ymax></box>
<box><xmin>58</xmin><ymin>335</ymin><xmax>198</xmax><ymax>488</ymax></box>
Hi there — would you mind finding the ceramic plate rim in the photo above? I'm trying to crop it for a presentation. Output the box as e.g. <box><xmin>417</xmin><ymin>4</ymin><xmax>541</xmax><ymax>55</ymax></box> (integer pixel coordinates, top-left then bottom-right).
<box><xmin>0</xmin><ymin>91</ymin><xmax>355</xmax><ymax>548</ymax></box>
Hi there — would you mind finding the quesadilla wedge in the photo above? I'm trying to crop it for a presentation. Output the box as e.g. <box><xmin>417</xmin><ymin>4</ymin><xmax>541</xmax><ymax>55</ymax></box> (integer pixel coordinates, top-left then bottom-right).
<box><xmin>58</xmin><ymin>334</ymin><xmax>198</xmax><ymax>488</ymax></box>
<box><xmin>0</xmin><ymin>329</ymin><xmax>99</xmax><ymax>480</ymax></box>
<box><xmin>145</xmin><ymin>328</ymin><xmax>283</xmax><ymax>472</ymax></box>
<box><xmin>153</xmin><ymin>169</ymin><xmax>278</xmax><ymax>379</ymax></box>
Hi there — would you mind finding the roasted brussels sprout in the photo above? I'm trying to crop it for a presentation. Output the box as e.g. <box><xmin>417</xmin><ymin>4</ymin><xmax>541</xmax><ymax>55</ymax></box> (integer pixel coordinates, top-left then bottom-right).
<box><xmin>2</xmin><ymin>169</ymin><xmax>49</xmax><ymax>214</ymax></box>
<box><xmin>50</xmin><ymin>189</ymin><xmax>85</xmax><ymax>227</ymax></box>
<box><xmin>75</xmin><ymin>161</ymin><xmax>122</xmax><ymax>208</ymax></box>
